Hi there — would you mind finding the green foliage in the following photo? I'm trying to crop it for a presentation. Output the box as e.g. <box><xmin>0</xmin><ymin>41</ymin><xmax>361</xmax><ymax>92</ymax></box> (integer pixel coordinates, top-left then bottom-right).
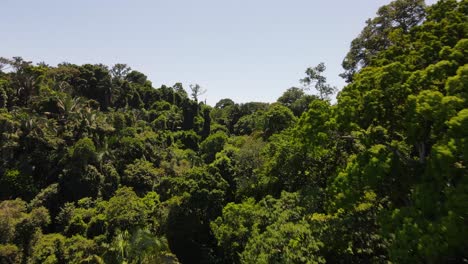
<box><xmin>233</xmin><ymin>113</ymin><xmax>263</xmax><ymax>135</ymax></box>
<box><xmin>173</xmin><ymin>130</ymin><xmax>200</xmax><ymax>150</ymax></box>
<box><xmin>29</xmin><ymin>233</ymin><xmax>66</xmax><ymax>264</ymax></box>
<box><xmin>277</xmin><ymin>87</ymin><xmax>305</xmax><ymax>107</ymax></box>
<box><xmin>0</xmin><ymin>199</ymin><xmax>28</xmax><ymax>244</ymax></box>
<box><xmin>340</xmin><ymin>0</ymin><xmax>426</xmax><ymax>81</ymax></box>
<box><xmin>0</xmin><ymin>199</ymin><xmax>50</xmax><ymax>262</ymax></box>
<box><xmin>123</xmin><ymin>159</ymin><xmax>164</xmax><ymax>195</ymax></box>
<box><xmin>0</xmin><ymin>169</ymin><xmax>37</xmax><ymax>200</ymax></box>
<box><xmin>0</xmin><ymin>1</ymin><xmax>466</xmax><ymax>262</ymax></box>
<box><xmin>29</xmin><ymin>234</ymin><xmax>99</xmax><ymax>264</ymax></box>
<box><xmin>105</xmin><ymin>187</ymin><xmax>149</xmax><ymax>232</ymax></box>
<box><xmin>69</xmin><ymin>137</ymin><xmax>97</xmax><ymax>166</ymax></box>
<box><xmin>301</xmin><ymin>63</ymin><xmax>337</xmax><ymax>100</ymax></box>
<box><xmin>200</xmin><ymin>131</ymin><xmax>228</xmax><ymax>163</ymax></box>
<box><xmin>104</xmin><ymin>228</ymin><xmax>175</xmax><ymax>264</ymax></box>
<box><xmin>262</xmin><ymin>103</ymin><xmax>296</xmax><ymax>138</ymax></box>
<box><xmin>230</xmin><ymin>136</ymin><xmax>266</xmax><ymax>199</ymax></box>
<box><xmin>0</xmin><ymin>243</ymin><xmax>22</xmax><ymax>264</ymax></box>
<box><xmin>211</xmin><ymin>199</ymin><xmax>259</xmax><ymax>263</ymax></box>
<box><xmin>212</xmin><ymin>192</ymin><xmax>324</xmax><ymax>263</ymax></box>
<box><xmin>240</xmin><ymin>220</ymin><xmax>324</xmax><ymax>264</ymax></box>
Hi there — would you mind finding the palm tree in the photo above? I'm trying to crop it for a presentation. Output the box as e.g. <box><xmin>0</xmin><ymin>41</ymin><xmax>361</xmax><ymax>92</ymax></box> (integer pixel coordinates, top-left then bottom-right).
<box><xmin>1</xmin><ymin>57</ymin><xmax>43</xmax><ymax>105</ymax></box>
<box><xmin>56</xmin><ymin>94</ymin><xmax>84</xmax><ymax>123</ymax></box>
<box><xmin>105</xmin><ymin>228</ymin><xmax>176</xmax><ymax>264</ymax></box>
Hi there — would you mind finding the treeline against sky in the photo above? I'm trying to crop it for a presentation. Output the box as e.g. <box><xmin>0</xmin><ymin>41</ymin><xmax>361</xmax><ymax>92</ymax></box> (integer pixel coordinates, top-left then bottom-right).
<box><xmin>0</xmin><ymin>0</ymin><xmax>467</xmax><ymax>263</ymax></box>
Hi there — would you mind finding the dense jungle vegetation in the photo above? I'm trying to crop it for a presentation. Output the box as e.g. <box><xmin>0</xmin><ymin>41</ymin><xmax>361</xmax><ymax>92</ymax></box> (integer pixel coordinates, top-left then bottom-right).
<box><xmin>0</xmin><ymin>0</ymin><xmax>467</xmax><ymax>263</ymax></box>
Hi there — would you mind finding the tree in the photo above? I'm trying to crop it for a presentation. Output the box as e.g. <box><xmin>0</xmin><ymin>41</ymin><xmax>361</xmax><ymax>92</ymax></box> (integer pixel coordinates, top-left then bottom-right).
<box><xmin>164</xmin><ymin>166</ymin><xmax>228</xmax><ymax>263</ymax></box>
<box><xmin>110</xmin><ymin>63</ymin><xmax>131</xmax><ymax>80</ymax></box>
<box><xmin>212</xmin><ymin>192</ymin><xmax>323</xmax><ymax>263</ymax></box>
<box><xmin>105</xmin><ymin>228</ymin><xmax>174</xmax><ymax>264</ymax></box>
<box><xmin>262</xmin><ymin>103</ymin><xmax>296</xmax><ymax>138</ymax></box>
<box><xmin>29</xmin><ymin>233</ymin><xmax>66</xmax><ymax>264</ymax></box>
<box><xmin>199</xmin><ymin>131</ymin><xmax>228</xmax><ymax>163</ymax></box>
<box><xmin>340</xmin><ymin>0</ymin><xmax>426</xmax><ymax>81</ymax></box>
<box><xmin>211</xmin><ymin>199</ymin><xmax>261</xmax><ymax>263</ymax></box>
<box><xmin>0</xmin><ymin>1</ymin><xmax>466</xmax><ymax>261</ymax></box>
<box><xmin>123</xmin><ymin>159</ymin><xmax>164</xmax><ymax>195</ymax></box>
<box><xmin>105</xmin><ymin>187</ymin><xmax>149</xmax><ymax>232</ymax></box>
<box><xmin>69</xmin><ymin>137</ymin><xmax>97</xmax><ymax>167</ymax></box>
<box><xmin>29</xmin><ymin>234</ymin><xmax>100</xmax><ymax>264</ymax></box>
<box><xmin>125</xmin><ymin>70</ymin><xmax>149</xmax><ymax>85</ymax></box>
<box><xmin>1</xmin><ymin>169</ymin><xmax>38</xmax><ymax>201</ymax></box>
<box><xmin>300</xmin><ymin>63</ymin><xmax>337</xmax><ymax>100</ymax></box>
<box><xmin>240</xmin><ymin>220</ymin><xmax>324</xmax><ymax>264</ymax></box>
<box><xmin>277</xmin><ymin>87</ymin><xmax>305</xmax><ymax>107</ymax></box>
<box><xmin>0</xmin><ymin>244</ymin><xmax>22</xmax><ymax>263</ymax></box>
<box><xmin>71</xmin><ymin>64</ymin><xmax>112</xmax><ymax>110</ymax></box>
<box><xmin>0</xmin><ymin>57</ymin><xmax>46</xmax><ymax>106</ymax></box>
<box><xmin>278</xmin><ymin>87</ymin><xmax>318</xmax><ymax>116</ymax></box>
<box><xmin>0</xmin><ymin>199</ymin><xmax>50</xmax><ymax>261</ymax></box>
<box><xmin>215</xmin><ymin>98</ymin><xmax>235</xmax><ymax>109</ymax></box>
<box><xmin>189</xmin><ymin>84</ymin><xmax>206</xmax><ymax>103</ymax></box>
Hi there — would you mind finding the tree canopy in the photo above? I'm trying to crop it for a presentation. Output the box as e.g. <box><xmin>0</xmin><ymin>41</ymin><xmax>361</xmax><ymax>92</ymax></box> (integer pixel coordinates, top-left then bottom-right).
<box><xmin>0</xmin><ymin>0</ymin><xmax>467</xmax><ymax>263</ymax></box>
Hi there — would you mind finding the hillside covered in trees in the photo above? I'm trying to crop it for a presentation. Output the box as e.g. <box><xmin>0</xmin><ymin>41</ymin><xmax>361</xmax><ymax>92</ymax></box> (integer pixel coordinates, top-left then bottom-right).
<box><xmin>0</xmin><ymin>0</ymin><xmax>467</xmax><ymax>263</ymax></box>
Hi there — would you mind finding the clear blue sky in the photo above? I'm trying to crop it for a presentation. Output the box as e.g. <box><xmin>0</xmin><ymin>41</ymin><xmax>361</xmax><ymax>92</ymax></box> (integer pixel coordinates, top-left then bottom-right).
<box><xmin>2</xmin><ymin>0</ymin><xmax>437</xmax><ymax>105</ymax></box>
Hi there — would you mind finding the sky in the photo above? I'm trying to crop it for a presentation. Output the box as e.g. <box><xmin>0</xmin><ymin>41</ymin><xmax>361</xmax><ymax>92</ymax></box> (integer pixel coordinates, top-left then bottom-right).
<box><xmin>2</xmin><ymin>0</ymin><xmax>438</xmax><ymax>105</ymax></box>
